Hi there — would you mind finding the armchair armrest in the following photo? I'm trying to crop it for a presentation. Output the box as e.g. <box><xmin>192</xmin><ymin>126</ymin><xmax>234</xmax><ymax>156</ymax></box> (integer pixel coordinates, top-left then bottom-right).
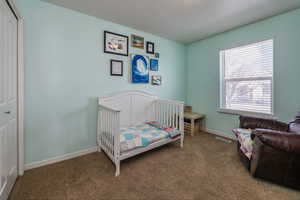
<box><xmin>253</xmin><ymin>129</ymin><xmax>300</xmax><ymax>154</ymax></box>
<box><xmin>239</xmin><ymin>115</ymin><xmax>288</xmax><ymax>131</ymax></box>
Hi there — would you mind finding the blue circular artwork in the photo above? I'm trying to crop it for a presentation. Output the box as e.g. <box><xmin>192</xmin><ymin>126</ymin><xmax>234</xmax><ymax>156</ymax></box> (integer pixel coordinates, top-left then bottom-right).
<box><xmin>131</xmin><ymin>54</ymin><xmax>149</xmax><ymax>83</ymax></box>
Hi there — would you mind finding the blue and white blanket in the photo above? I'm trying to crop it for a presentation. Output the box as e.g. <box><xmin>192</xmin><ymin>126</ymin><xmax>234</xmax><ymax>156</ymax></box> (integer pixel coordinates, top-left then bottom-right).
<box><xmin>120</xmin><ymin>124</ymin><xmax>170</xmax><ymax>153</ymax></box>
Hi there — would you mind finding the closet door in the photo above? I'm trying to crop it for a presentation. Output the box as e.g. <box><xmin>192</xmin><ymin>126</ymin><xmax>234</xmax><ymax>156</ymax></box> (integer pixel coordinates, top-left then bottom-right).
<box><xmin>0</xmin><ymin>0</ymin><xmax>18</xmax><ymax>199</ymax></box>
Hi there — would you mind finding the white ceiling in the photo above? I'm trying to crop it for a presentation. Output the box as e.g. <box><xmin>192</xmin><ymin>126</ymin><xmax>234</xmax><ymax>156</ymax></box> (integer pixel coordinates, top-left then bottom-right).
<box><xmin>43</xmin><ymin>0</ymin><xmax>300</xmax><ymax>44</ymax></box>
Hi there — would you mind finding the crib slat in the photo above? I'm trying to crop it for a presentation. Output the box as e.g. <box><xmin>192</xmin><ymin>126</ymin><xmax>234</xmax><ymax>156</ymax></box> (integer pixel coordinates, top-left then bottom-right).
<box><xmin>100</xmin><ymin>110</ymin><xmax>103</xmax><ymax>147</ymax></box>
<box><xmin>112</xmin><ymin>112</ymin><xmax>115</xmax><ymax>156</ymax></box>
<box><xmin>175</xmin><ymin>105</ymin><xmax>177</xmax><ymax>129</ymax></box>
<box><xmin>105</xmin><ymin>110</ymin><xmax>108</xmax><ymax>150</ymax></box>
<box><xmin>167</xmin><ymin>103</ymin><xmax>169</xmax><ymax>126</ymax></box>
<box><xmin>158</xmin><ymin>102</ymin><xmax>160</xmax><ymax>123</ymax></box>
<box><xmin>111</xmin><ymin>112</ymin><xmax>114</xmax><ymax>155</ymax></box>
<box><xmin>173</xmin><ymin>104</ymin><xmax>176</xmax><ymax>128</ymax></box>
<box><xmin>152</xmin><ymin>101</ymin><xmax>155</xmax><ymax>121</ymax></box>
<box><xmin>106</xmin><ymin>110</ymin><xmax>109</xmax><ymax>151</ymax></box>
<box><xmin>102</xmin><ymin>110</ymin><xmax>104</xmax><ymax>145</ymax></box>
<box><xmin>108</xmin><ymin>111</ymin><xmax>111</xmax><ymax>155</ymax></box>
<box><xmin>103</xmin><ymin>110</ymin><xmax>106</xmax><ymax>149</ymax></box>
<box><xmin>178</xmin><ymin>105</ymin><xmax>180</xmax><ymax>129</ymax></box>
<box><xmin>156</xmin><ymin>101</ymin><xmax>158</xmax><ymax>122</ymax></box>
<box><xmin>114</xmin><ymin>111</ymin><xmax>120</xmax><ymax>160</ymax></box>
<box><xmin>159</xmin><ymin>102</ymin><xmax>162</xmax><ymax>124</ymax></box>
<box><xmin>110</xmin><ymin>112</ymin><xmax>113</xmax><ymax>156</ymax></box>
<box><xmin>169</xmin><ymin>104</ymin><xmax>172</xmax><ymax>127</ymax></box>
<box><xmin>163</xmin><ymin>103</ymin><xmax>165</xmax><ymax>125</ymax></box>
<box><xmin>169</xmin><ymin>104</ymin><xmax>171</xmax><ymax>127</ymax></box>
<box><xmin>164</xmin><ymin>103</ymin><xmax>166</xmax><ymax>125</ymax></box>
<box><xmin>161</xmin><ymin>103</ymin><xmax>164</xmax><ymax>125</ymax></box>
<box><xmin>171</xmin><ymin>104</ymin><xmax>174</xmax><ymax>128</ymax></box>
<box><xmin>176</xmin><ymin>105</ymin><xmax>179</xmax><ymax>129</ymax></box>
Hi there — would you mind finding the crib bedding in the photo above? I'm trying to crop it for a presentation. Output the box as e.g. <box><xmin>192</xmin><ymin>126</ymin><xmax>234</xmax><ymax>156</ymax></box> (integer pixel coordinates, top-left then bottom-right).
<box><xmin>120</xmin><ymin>123</ymin><xmax>170</xmax><ymax>153</ymax></box>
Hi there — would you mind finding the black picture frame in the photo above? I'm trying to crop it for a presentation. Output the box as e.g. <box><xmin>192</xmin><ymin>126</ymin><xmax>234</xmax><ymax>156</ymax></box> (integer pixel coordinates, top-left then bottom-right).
<box><xmin>110</xmin><ymin>59</ymin><xmax>123</xmax><ymax>76</ymax></box>
<box><xmin>146</xmin><ymin>41</ymin><xmax>155</xmax><ymax>54</ymax></box>
<box><xmin>104</xmin><ymin>31</ymin><xmax>129</xmax><ymax>56</ymax></box>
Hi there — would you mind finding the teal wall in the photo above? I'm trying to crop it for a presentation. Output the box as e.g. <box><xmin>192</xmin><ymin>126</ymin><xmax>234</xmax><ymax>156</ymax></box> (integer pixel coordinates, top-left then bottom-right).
<box><xmin>16</xmin><ymin>0</ymin><xmax>300</xmax><ymax>164</ymax></box>
<box><xmin>16</xmin><ymin>0</ymin><xmax>186</xmax><ymax>164</ymax></box>
<box><xmin>187</xmin><ymin>8</ymin><xmax>300</xmax><ymax>137</ymax></box>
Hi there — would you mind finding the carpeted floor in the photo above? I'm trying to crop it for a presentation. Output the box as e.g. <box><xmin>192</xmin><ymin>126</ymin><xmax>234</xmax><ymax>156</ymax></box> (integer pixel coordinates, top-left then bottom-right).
<box><xmin>9</xmin><ymin>132</ymin><xmax>300</xmax><ymax>200</ymax></box>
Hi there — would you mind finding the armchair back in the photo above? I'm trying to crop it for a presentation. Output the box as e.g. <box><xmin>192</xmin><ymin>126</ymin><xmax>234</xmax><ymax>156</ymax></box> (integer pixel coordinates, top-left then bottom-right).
<box><xmin>239</xmin><ymin>115</ymin><xmax>289</xmax><ymax>131</ymax></box>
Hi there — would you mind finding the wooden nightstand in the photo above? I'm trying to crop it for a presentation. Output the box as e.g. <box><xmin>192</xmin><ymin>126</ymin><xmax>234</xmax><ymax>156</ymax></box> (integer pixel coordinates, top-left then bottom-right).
<box><xmin>184</xmin><ymin>112</ymin><xmax>205</xmax><ymax>136</ymax></box>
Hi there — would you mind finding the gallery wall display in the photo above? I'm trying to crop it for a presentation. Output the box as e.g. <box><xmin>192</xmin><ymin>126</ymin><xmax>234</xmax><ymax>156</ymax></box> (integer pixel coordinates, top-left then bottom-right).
<box><xmin>131</xmin><ymin>34</ymin><xmax>144</xmax><ymax>49</ymax></box>
<box><xmin>104</xmin><ymin>31</ymin><xmax>129</xmax><ymax>56</ymax></box>
<box><xmin>131</xmin><ymin>54</ymin><xmax>149</xmax><ymax>83</ymax></box>
<box><xmin>146</xmin><ymin>41</ymin><xmax>155</xmax><ymax>54</ymax></box>
<box><xmin>104</xmin><ymin>30</ymin><xmax>161</xmax><ymax>85</ymax></box>
<box><xmin>150</xmin><ymin>59</ymin><xmax>159</xmax><ymax>71</ymax></box>
<box><xmin>151</xmin><ymin>75</ymin><xmax>162</xmax><ymax>86</ymax></box>
<box><xmin>110</xmin><ymin>59</ymin><xmax>123</xmax><ymax>76</ymax></box>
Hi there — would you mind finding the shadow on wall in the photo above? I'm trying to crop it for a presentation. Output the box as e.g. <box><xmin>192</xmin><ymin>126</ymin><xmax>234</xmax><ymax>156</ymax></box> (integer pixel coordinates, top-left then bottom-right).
<box><xmin>61</xmin><ymin>97</ymin><xmax>99</xmax><ymax>153</ymax></box>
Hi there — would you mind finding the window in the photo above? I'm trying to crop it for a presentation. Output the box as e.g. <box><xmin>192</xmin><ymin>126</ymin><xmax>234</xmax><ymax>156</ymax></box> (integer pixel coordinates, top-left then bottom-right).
<box><xmin>220</xmin><ymin>39</ymin><xmax>273</xmax><ymax>115</ymax></box>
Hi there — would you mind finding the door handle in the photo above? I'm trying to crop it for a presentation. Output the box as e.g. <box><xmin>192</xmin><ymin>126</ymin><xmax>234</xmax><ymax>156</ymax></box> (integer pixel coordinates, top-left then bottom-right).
<box><xmin>4</xmin><ymin>111</ymin><xmax>11</xmax><ymax>114</ymax></box>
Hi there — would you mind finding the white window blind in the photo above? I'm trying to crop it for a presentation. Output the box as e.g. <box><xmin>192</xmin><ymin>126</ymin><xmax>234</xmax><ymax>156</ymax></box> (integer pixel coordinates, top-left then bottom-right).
<box><xmin>220</xmin><ymin>39</ymin><xmax>273</xmax><ymax>115</ymax></box>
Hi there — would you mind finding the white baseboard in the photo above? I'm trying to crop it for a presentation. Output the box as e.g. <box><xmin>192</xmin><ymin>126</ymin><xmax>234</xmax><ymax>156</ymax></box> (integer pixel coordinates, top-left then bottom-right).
<box><xmin>25</xmin><ymin>146</ymin><xmax>98</xmax><ymax>171</ymax></box>
<box><xmin>24</xmin><ymin>129</ymin><xmax>235</xmax><ymax>170</ymax></box>
<box><xmin>202</xmin><ymin>128</ymin><xmax>237</xmax><ymax>141</ymax></box>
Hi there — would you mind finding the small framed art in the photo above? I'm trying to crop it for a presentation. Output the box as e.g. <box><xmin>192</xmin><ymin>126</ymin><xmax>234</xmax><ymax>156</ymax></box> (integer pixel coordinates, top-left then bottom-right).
<box><xmin>150</xmin><ymin>59</ymin><xmax>158</xmax><ymax>71</ymax></box>
<box><xmin>110</xmin><ymin>59</ymin><xmax>123</xmax><ymax>76</ymax></box>
<box><xmin>146</xmin><ymin>41</ymin><xmax>154</xmax><ymax>54</ymax></box>
<box><xmin>151</xmin><ymin>75</ymin><xmax>162</xmax><ymax>86</ymax></box>
<box><xmin>104</xmin><ymin>31</ymin><xmax>128</xmax><ymax>56</ymax></box>
<box><xmin>131</xmin><ymin>34</ymin><xmax>144</xmax><ymax>49</ymax></box>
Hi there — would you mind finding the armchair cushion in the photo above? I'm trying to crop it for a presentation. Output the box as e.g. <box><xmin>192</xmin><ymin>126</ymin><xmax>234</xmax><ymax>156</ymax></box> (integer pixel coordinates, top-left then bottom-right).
<box><xmin>254</xmin><ymin>129</ymin><xmax>300</xmax><ymax>154</ymax></box>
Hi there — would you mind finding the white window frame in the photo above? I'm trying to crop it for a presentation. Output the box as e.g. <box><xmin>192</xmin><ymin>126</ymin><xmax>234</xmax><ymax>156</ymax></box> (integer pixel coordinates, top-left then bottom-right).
<box><xmin>219</xmin><ymin>39</ymin><xmax>274</xmax><ymax>118</ymax></box>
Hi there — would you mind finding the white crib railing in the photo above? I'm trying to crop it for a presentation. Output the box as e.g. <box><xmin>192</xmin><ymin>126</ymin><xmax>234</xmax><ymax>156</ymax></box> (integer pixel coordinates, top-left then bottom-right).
<box><xmin>97</xmin><ymin>104</ymin><xmax>121</xmax><ymax>175</ymax></box>
<box><xmin>97</xmin><ymin>95</ymin><xmax>184</xmax><ymax>176</ymax></box>
<box><xmin>154</xmin><ymin>99</ymin><xmax>184</xmax><ymax>146</ymax></box>
<box><xmin>155</xmin><ymin>100</ymin><xmax>184</xmax><ymax>130</ymax></box>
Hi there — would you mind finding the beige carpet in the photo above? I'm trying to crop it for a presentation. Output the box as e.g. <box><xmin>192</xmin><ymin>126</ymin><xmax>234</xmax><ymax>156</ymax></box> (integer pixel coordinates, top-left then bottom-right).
<box><xmin>9</xmin><ymin>132</ymin><xmax>300</xmax><ymax>200</ymax></box>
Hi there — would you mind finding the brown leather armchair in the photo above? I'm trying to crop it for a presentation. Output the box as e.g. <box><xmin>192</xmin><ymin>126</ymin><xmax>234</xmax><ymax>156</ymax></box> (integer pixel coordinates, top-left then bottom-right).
<box><xmin>238</xmin><ymin>113</ymin><xmax>300</xmax><ymax>190</ymax></box>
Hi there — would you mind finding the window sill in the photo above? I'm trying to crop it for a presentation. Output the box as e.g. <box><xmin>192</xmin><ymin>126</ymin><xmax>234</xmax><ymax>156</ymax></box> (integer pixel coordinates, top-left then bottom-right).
<box><xmin>217</xmin><ymin>108</ymin><xmax>275</xmax><ymax>119</ymax></box>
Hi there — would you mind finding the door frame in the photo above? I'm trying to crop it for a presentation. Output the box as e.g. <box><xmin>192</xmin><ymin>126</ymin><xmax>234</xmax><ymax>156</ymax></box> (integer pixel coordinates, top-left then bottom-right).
<box><xmin>6</xmin><ymin>0</ymin><xmax>24</xmax><ymax>176</ymax></box>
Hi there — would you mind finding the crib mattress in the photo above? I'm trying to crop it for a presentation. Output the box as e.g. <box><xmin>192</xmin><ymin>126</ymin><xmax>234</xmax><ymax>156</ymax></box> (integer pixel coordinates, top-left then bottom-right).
<box><xmin>120</xmin><ymin>124</ymin><xmax>170</xmax><ymax>153</ymax></box>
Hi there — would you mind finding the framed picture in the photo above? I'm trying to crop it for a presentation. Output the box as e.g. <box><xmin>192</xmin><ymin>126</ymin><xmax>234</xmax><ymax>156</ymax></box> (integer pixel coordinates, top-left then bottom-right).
<box><xmin>110</xmin><ymin>59</ymin><xmax>123</xmax><ymax>76</ymax></box>
<box><xmin>150</xmin><ymin>59</ymin><xmax>159</xmax><ymax>71</ymax></box>
<box><xmin>131</xmin><ymin>54</ymin><xmax>149</xmax><ymax>83</ymax></box>
<box><xmin>104</xmin><ymin>31</ymin><xmax>128</xmax><ymax>56</ymax></box>
<box><xmin>131</xmin><ymin>34</ymin><xmax>144</xmax><ymax>49</ymax></box>
<box><xmin>151</xmin><ymin>75</ymin><xmax>162</xmax><ymax>86</ymax></box>
<box><xmin>146</xmin><ymin>41</ymin><xmax>154</xmax><ymax>54</ymax></box>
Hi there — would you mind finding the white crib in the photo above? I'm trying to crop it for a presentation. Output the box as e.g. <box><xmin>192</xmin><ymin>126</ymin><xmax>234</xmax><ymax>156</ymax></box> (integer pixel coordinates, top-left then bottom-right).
<box><xmin>97</xmin><ymin>90</ymin><xmax>184</xmax><ymax>176</ymax></box>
